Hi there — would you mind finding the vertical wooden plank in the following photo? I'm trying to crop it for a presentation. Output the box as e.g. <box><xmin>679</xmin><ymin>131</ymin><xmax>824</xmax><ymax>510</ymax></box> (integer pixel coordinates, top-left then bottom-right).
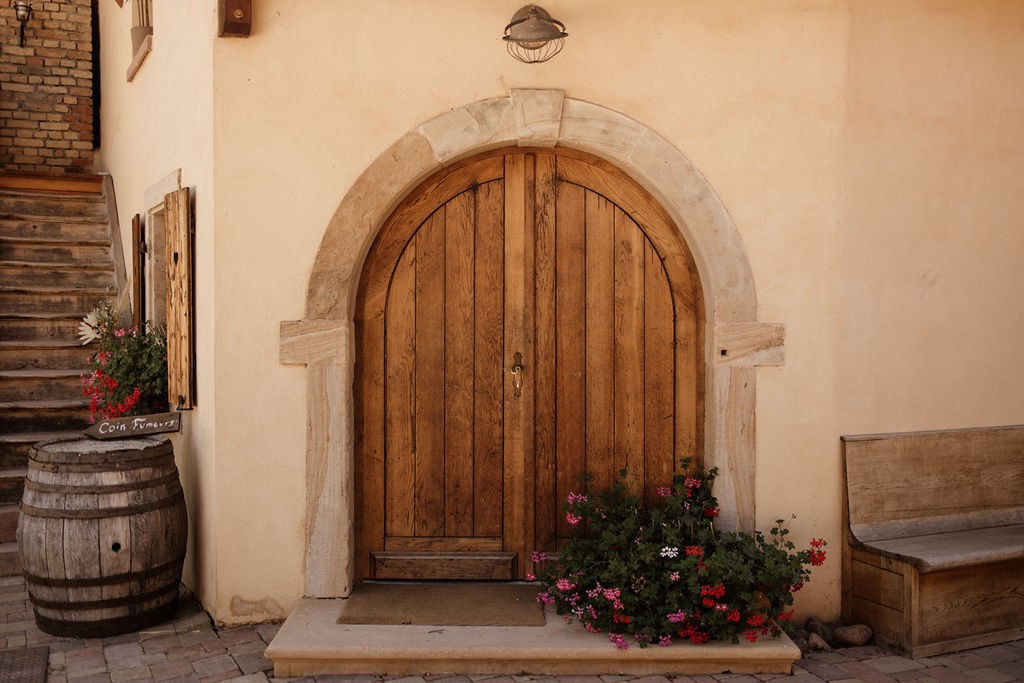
<box><xmin>613</xmin><ymin>209</ymin><xmax>645</xmax><ymax>498</ymax></box>
<box><xmin>414</xmin><ymin>211</ymin><xmax>446</xmax><ymax>537</ymax></box>
<box><xmin>45</xmin><ymin>514</ymin><xmax>69</xmax><ymax>621</ymax></box>
<box><xmin>62</xmin><ymin>492</ymin><xmax>101</xmax><ymax>618</ymax></box>
<box><xmin>585</xmin><ymin>191</ymin><xmax>615</xmax><ymax>497</ymax></box>
<box><xmin>532</xmin><ymin>154</ymin><xmax>558</xmax><ymax>552</ymax></box>
<box><xmin>356</xmin><ymin>316</ymin><xmax>385</xmax><ymax>578</ymax></box>
<box><xmin>474</xmin><ymin>180</ymin><xmax>505</xmax><ymax>538</ymax></box>
<box><xmin>502</xmin><ymin>153</ymin><xmax>531</xmax><ymax>569</ymax></box>
<box><xmin>444</xmin><ymin>191</ymin><xmax>475</xmax><ymax>536</ymax></box>
<box><xmin>675</xmin><ymin>268</ymin><xmax>701</xmax><ymax>463</ymax></box>
<box><xmin>164</xmin><ymin>187</ymin><xmax>194</xmax><ymax>409</ymax></box>
<box><xmin>644</xmin><ymin>244</ymin><xmax>676</xmax><ymax>498</ymax></box>
<box><xmin>98</xmin><ymin>472</ymin><xmax>132</xmax><ymax>608</ymax></box>
<box><xmin>554</xmin><ymin>179</ymin><xmax>587</xmax><ymax>539</ymax></box>
<box><xmin>131</xmin><ymin>213</ymin><xmax>144</xmax><ymax>327</ymax></box>
<box><xmin>384</xmin><ymin>244</ymin><xmax>417</xmax><ymax>538</ymax></box>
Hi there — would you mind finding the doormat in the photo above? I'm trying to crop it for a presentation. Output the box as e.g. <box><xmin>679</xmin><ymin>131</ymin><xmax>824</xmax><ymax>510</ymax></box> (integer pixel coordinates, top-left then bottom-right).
<box><xmin>0</xmin><ymin>645</ymin><xmax>49</xmax><ymax>683</ymax></box>
<box><xmin>337</xmin><ymin>582</ymin><xmax>545</xmax><ymax>626</ymax></box>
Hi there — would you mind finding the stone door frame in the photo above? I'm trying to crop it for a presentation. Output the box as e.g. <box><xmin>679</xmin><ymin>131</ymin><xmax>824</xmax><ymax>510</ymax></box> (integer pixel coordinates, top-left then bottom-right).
<box><xmin>280</xmin><ymin>89</ymin><xmax>785</xmax><ymax>598</ymax></box>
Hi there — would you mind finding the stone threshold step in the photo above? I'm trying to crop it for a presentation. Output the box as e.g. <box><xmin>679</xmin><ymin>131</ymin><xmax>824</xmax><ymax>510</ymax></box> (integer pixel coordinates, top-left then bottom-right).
<box><xmin>266</xmin><ymin>598</ymin><xmax>801</xmax><ymax>678</ymax></box>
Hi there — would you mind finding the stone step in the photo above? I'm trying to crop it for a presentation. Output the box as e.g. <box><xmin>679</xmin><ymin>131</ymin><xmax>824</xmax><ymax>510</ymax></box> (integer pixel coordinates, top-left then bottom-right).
<box><xmin>0</xmin><ymin>399</ymin><xmax>91</xmax><ymax>432</ymax></box>
<box><xmin>0</xmin><ymin>216</ymin><xmax>109</xmax><ymax>242</ymax></box>
<box><xmin>0</xmin><ymin>238</ymin><xmax>113</xmax><ymax>265</ymax></box>
<box><xmin>0</xmin><ymin>369</ymin><xmax>85</xmax><ymax>402</ymax></box>
<box><xmin>0</xmin><ymin>340</ymin><xmax>94</xmax><ymax>371</ymax></box>
<box><xmin>267</xmin><ymin>598</ymin><xmax>802</xmax><ymax>677</ymax></box>
<box><xmin>0</xmin><ymin>541</ymin><xmax>19</xmax><ymax>577</ymax></box>
<box><xmin>0</xmin><ymin>261</ymin><xmax>115</xmax><ymax>288</ymax></box>
<box><xmin>0</xmin><ymin>469</ymin><xmax>25</xmax><ymax>506</ymax></box>
<box><xmin>0</xmin><ymin>286</ymin><xmax>114</xmax><ymax>316</ymax></box>
<box><xmin>0</xmin><ymin>192</ymin><xmax>107</xmax><ymax>221</ymax></box>
<box><xmin>0</xmin><ymin>429</ymin><xmax>83</xmax><ymax>469</ymax></box>
<box><xmin>0</xmin><ymin>314</ymin><xmax>85</xmax><ymax>342</ymax></box>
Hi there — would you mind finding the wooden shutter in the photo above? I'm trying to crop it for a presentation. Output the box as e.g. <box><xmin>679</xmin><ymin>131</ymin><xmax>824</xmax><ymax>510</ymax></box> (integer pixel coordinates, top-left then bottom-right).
<box><xmin>131</xmin><ymin>213</ymin><xmax>144</xmax><ymax>327</ymax></box>
<box><xmin>164</xmin><ymin>188</ymin><xmax>195</xmax><ymax>409</ymax></box>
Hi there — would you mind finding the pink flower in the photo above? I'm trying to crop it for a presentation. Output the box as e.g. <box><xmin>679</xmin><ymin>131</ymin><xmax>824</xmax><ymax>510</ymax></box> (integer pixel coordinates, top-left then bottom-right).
<box><xmin>566</xmin><ymin>491</ymin><xmax>588</xmax><ymax>504</ymax></box>
<box><xmin>667</xmin><ymin>610</ymin><xmax>687</xmax><ymax>623</ymax></box>
<box><xmin>565</xmin><ymin>511</ymin><xmax>583</xmax><ymax>526</ymax></box>
<box><xmin>656</xmin><ymin>485</ymin><xmax>674</xmax><ymax>498</ymax></box>
<box><xmin>556</xmin><ymin>578</ymin><xmax>575</xmax><ymax>591</ymax></box>
<box><xmin>608</xmin><ymin>633</ymin><xmax>630</xmax><ymax>650</ymax></box>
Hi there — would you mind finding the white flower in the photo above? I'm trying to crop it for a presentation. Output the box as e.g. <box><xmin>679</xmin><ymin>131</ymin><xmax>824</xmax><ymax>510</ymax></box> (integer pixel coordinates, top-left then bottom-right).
<box><xmin>660</xmin><ymin>546</ymin><xmax>679</xmax><ymax>558</ymax></box>
<box><xmin>78</xmin><ymin>309</ymin><xmax>102</xmax><ymax>345</ymax></box>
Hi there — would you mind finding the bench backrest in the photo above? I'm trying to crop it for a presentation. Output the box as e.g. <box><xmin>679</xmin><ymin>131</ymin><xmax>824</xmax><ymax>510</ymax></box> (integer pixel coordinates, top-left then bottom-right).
<box><xmin>842</xmin><ymin>425</ymin><xmax>1024</xmax><ymax>543</ymax></box>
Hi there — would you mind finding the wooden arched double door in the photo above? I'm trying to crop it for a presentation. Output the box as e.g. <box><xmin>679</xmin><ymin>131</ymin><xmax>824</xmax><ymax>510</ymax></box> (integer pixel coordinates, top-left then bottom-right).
<box><xmin>355</xmin><ymin>148</ymin><xmax>704</xmax><ymax>581</ymax></box>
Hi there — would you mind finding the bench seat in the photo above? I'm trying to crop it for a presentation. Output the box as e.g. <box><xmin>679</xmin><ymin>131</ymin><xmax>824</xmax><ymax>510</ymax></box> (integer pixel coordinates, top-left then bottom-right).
<box><xmin>857</xmin><ymin>522</ymin><xmax>1024</xmax><ymax>573</ymax></box>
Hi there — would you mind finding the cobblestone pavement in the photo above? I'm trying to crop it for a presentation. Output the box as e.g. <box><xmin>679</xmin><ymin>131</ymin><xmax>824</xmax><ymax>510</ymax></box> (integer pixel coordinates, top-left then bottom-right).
<box><xmin>3</xmin><ymin>575</ymin><xmax>1023</xmax><ymax>682</ymax></box>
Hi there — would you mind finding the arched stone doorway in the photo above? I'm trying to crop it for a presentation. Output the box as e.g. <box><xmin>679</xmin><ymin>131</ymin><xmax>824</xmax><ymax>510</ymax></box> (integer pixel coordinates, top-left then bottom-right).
<box><xmin>280</xmin><ymin>90</ymin><xmax>784</xmax><ymax>598</ymax></box>
<box><xmin>354</xmin><ymin>147</ymin><xmax>705</xmax><ymax>581</ymax></box>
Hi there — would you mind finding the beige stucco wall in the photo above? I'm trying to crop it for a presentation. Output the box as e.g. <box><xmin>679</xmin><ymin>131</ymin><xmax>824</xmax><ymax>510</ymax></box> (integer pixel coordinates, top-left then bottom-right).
<box><xmin>97</xmin><ymin>0</ymin><xmax>1024</xmax><ymax>626</ymax></box>
<box><xmin>96</xmin><ymin>1</ymin><xmax>218</xmax><ymax>609</ymax></box>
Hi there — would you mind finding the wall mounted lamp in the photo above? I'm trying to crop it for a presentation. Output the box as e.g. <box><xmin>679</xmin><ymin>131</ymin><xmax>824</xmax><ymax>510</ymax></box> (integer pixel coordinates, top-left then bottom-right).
<box><xmin>503</xmin><ymin>4</ymin><xmax>567</xmax><ymax>64</ymax></box>
<box><xmin>12</xmin><ymin>0</ymin><xmax>31</xmax><ymax>47</ymax></box>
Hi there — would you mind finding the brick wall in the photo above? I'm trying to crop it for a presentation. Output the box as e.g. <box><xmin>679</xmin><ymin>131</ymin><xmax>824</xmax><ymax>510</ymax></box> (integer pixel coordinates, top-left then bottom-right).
<box><xmin>1</xmin><ymin>0</ymin><xmax>94</xmax><ymax>175</ymax></box>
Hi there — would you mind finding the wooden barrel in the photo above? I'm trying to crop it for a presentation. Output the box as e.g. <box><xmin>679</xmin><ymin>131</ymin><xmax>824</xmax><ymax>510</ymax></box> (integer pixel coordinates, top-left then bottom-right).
<box><xmin>17</xmin><ymin>436</ymin><xmax>187</xmax><ymax>637</ymax></box>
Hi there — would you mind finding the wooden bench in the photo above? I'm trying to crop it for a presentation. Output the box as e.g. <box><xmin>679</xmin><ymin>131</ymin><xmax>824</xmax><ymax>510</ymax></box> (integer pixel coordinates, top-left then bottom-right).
<box><xmin>841</xmin><ymin>425</ymin><xmax>1024</xmax><ymax>658</ymax></box>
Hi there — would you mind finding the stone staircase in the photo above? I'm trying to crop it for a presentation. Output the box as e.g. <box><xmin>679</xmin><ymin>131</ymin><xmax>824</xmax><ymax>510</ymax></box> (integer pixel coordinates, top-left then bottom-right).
<box><xmin>0</xmin><ymin>174</ymin><xmax>121</xmax><ymax>575</ymax></box>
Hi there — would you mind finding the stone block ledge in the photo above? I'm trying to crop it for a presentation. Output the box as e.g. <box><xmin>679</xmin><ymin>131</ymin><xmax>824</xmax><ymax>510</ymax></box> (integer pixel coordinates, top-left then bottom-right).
<box><xmin>266</xmin><ymin>598</ymin><xmax>801</xmax><ymax>677</ymax></box>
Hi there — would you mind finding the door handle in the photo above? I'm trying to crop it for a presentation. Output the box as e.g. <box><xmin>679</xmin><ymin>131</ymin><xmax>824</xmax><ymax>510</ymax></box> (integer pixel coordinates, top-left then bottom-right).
<box><xmin>509</xmin><ymin>352</ymin><xmax>525</xmax><ymax>397</ymax></box>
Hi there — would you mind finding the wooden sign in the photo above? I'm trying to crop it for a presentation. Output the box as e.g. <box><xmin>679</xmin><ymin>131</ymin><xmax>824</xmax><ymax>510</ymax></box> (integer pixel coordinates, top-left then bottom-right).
<box><xmin>83</xmin><ymin>412</ymin><xmax>181</xmax><ymax>440</ymax></box>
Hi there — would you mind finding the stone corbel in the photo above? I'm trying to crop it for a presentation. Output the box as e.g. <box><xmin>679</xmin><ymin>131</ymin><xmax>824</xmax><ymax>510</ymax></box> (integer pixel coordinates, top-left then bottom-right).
<box><xmin>714</xmin><ymin>321</ymin><xmax>785</xmax><ymax>367</ymax></box>
<box><xmin>709</xmin><ymin>321</ymin><xmax>785</xmax><ymax>533</ymax></box>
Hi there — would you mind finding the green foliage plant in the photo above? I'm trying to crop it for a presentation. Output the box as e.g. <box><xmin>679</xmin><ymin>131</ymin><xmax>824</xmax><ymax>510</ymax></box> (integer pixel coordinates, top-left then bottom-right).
<box><xmin>79</xmin><ymin>299</ymin><xmax>169</xmax><ymax>420</ymax></box>
<box><xmin>532</xmin><ymin>460</ymin><xmax>826</xmax><ymax>649</ymax></box>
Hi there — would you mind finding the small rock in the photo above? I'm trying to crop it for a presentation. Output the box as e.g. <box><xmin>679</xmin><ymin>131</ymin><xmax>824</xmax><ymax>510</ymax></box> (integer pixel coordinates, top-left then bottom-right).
<box><xmin>806</xmin><ymin>632</ymin><xmax>832</xmax><ymax>652</ymax></box>
<box><xmin>804</xmin><ymin>616</ymin><xmax>833</xmax><ymax>643</ymax></box>
<box><xmin>834</xmin><ymin>623</ymin><xmax>873</xmax><ymax>647</ymax></box>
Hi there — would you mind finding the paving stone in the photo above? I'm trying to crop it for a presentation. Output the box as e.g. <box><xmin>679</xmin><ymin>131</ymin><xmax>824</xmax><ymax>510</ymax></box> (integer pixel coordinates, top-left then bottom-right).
<box><xmin>192</xmin><ymin>652</ymin><xmax>241</xmax><ymax>677</ymax></box>
<box><xmin>67</xmin><ymin>673</ymin><xmax>113</xmax><ymax>683</ymax></box>
<box><xmin>228</xmin><ymin>639</ymin><xmax>268</xmax><ymax>657</ymax></box>
<box><xmin>223</xmin><ymin>675</ymin><xmax>269</xmax><ymax>683</ymax></box>
<box><xmin>973</xmin><ymin>644</ymin><xmax>1024</xmax><ymax>665</ymax></box>
<box><xmin>256</xmin><ymin>623</ymin><xmax>281</xmax><ymax>642</ymax></box>
<box><xmin>930</xmin><ymin>651</ymin><xmax>989</xmax><ymax>670</ymax></box>
<box><xmin>864</xmin><ymin>655</ymin><xmax>926</xmax><ymax>674</ymax></box>
<box><xmin>109</xmin><ymin>666</ymin><xmax>154</xmax><ymax>682</ymax></box>
<box><xmin>202</xmin><ymin>672</ymin><xmax>248</xmax><ymax>683</ymax></box>
<box><xmin>960</xmin><ymin>667</ymin><xmax>1015</xmax><ymax>683</ymax></box>
<box><xmin>236</xmin><ymin>650</ymin><xmax>273</xmax><ymax>675</ymax></box>
<box><xmin>992</xmin><ymin>660</ymin><xmax>1024</xmax><ymax>680</ymax></box>
<box><xmin>893</xmin><ymin>666</ymin><xmax>971</xmax><ymax>682</ymax></box>
<box><xmin>150</xmin><ymin>656</ymin><xmax>196</xmax><ymax>680</ymax></box>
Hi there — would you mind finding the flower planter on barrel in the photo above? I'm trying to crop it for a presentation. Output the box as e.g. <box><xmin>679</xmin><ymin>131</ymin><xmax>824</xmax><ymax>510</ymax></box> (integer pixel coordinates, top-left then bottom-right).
<box><xmin>17</xmin><ymin>435</ymin><xmax>187</xmax><ymax>637</ymax></box>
